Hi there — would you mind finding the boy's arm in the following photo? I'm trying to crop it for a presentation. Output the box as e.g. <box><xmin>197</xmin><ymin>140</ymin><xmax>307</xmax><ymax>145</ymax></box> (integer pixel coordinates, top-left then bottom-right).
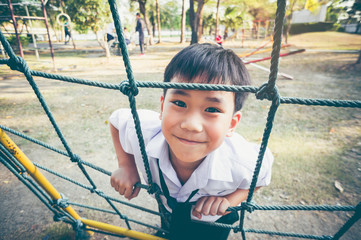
<box><xmin>192</xmin><ymin>187</ymin><xmax>260</xmax><ymax>219</ymax></box>
<box><xmin>110</xmin><ymin>123</ymin><xmax>141</xmax><ymax>200</ymax></box>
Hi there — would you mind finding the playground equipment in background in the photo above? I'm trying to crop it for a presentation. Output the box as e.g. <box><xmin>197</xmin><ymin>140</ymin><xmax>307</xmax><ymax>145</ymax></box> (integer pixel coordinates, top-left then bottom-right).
<box><xmin>0</xmin><ymin>0</ymin><xmax>55</xmax><ymax>69</ymax></box>
<box><xmin>239</xmin><ymin>35</ymin><xmax>305</xmax><ymax>80</ymax></box>
<box><xmin>0</xmin><ymin>0</ymin><xmax>360</xmax><ymax>239</ymax></box>
<box><xmin>56</xmin><ymin>12</ymin><xmax>76</xmax><ymax>49</ymax></box>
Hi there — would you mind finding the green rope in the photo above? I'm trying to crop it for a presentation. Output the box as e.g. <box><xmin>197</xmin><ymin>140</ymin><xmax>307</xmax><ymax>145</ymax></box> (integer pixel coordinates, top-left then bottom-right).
<box><xmin>0</xmin><ymin>0</ymin><xmax>360</xmax><ymax>238</ymax></box>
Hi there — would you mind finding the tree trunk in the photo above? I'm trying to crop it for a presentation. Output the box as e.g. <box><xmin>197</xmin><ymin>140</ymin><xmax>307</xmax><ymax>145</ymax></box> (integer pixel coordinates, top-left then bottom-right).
<box><xmin>189</xmin><ymin>0</ymin><xmax>206</xmax><ymax>44</ymax></box>
<box><xmin>155</xmin><ymin>0</ymin><xmax>161</xmax><ymax>43</ymax></box>
<box><xmin>189</xmin><ymin>0</ymin><xmax>197</xmax><ymax>44</ymax></box>
<box><xmin>284</xmin><ymin>0</ymin><xmax>297</xmax><ymax>44</ymax></box>
<box><xmin>196</xmin><ymin>0</ymin><xmax>205</xmax><ymax>41</ymax></box>
<box><xmin>215</xmin><ymin>0</ymin><xmax>220</xmax><ymax>41</ymax></box>
<box><xmin>138</xmin><ymin>0</ymin><xmax>153</xmax><ymax>45</ymax></box>
<box><xmin>180</xmin><ymin>0</ymin><xmax>186</xmax><ymax>43</ymax></box>
<box><xmin>95</xmin><ymin>30</ymin><xmax>110</xmax><ymax>58</ymax></box>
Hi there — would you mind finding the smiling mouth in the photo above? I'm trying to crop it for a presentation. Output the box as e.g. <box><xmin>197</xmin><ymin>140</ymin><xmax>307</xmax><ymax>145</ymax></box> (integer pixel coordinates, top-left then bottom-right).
<box><xmin>176</xmin><ymin>136</ymin><xmax>205</xmax><ymax>145</ymax></box>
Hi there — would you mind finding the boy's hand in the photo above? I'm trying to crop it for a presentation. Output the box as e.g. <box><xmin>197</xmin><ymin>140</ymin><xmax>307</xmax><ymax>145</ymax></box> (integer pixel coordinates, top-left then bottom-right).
<box><xmin>192</xmin><ymin>196</ymin><xmax>230</xmax><ymax>219</ymax></box>
<box><xmin>110</xmin><ymin>164</ymin><xmax>141</xmax><ymax>200</ymax></box>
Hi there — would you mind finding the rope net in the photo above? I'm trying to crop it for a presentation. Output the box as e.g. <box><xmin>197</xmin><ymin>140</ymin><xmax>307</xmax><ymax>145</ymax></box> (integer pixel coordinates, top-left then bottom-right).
<box><xmin>0</xmin><ymin>0</ymin><xmax>360</xmax><ymax>239</ymax></box>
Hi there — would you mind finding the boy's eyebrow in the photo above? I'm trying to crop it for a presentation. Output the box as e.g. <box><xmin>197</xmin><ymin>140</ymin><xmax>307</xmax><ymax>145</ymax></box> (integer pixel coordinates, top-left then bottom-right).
<box><xmin>205</xmin><ymin>96</ymin><xmax>223</xmax><ymax>104</ymax></box>
<box><xmin>171</xmin><ymin>89</ymin><xmax>225</xmax><ymax>104</ymax></box>
<box><xmin>170</xmin><ymin>89</ymin><xmax>190</xmax><ymax>97</ymax></box>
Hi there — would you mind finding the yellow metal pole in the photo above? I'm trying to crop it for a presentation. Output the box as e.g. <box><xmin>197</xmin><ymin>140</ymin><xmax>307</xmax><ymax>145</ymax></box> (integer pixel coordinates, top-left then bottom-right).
<box><xmin>0</xmin><ymin>129</ymin><xmax>81</xmax><ymax>220</ymax></box>
<box><xmin>82</xmin><ymin>219</ymin><xmax>167</xmax><ymax>240</ymax></box>
<box><xmin>0</xmin><ymin>129</ymin><xmax>168</xmax><ymax>240</ymax></box>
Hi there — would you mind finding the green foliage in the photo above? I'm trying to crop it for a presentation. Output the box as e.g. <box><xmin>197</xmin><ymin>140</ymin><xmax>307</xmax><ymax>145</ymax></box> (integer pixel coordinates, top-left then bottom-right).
<box><xmin>148</xmin><ymin>1</ymin><xmax>181</xmax><ymax>29</ymax></box>
<box><xmin>0</xmin><ymin>0</ymin><xmax>43</xmax><ymax>25</ymax></box>
<box><xmin>289</xmin><ymin>22</ymin><xmax>335</xmax><ymax>35</ymax></box>
<box><xmin>160</xmin><ymin>1</ymin><xmax>181</xmax><ymax>29</ymax></box>
<box><xmin>6</xmin><ymin>35</ymin><xmax>30</xmax><ymax>48</ymax></box>
<box><xmin>64</xmin><ymin>0</ymin><xmax>111</xmax><ymax>33</ymax></box>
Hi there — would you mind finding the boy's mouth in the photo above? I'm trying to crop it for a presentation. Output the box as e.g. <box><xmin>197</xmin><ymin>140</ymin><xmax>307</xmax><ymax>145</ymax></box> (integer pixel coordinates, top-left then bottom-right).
<box><xmin>176</xmin><ymin>136</ymin><xmax>205</xmax><ymax>145</ymax></box>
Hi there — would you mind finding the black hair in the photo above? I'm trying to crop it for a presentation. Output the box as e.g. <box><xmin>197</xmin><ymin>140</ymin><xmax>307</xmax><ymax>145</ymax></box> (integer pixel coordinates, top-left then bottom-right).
<box><xmin>164</xmin><ymin>43</ymin><xmax>251</xmax><ymax>111</ymax></box>
<box><xmin>136</xmin><ymin>13</ymin><xmax>140</xmax><ymax>17</ymax></box>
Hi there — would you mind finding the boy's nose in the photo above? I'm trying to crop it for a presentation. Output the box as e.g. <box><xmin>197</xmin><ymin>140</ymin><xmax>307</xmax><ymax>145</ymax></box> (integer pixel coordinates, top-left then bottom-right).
<box><xmin>180</xmin><ymin>114</ymin><xmax>203</xmax><ymax>132</ymax></box>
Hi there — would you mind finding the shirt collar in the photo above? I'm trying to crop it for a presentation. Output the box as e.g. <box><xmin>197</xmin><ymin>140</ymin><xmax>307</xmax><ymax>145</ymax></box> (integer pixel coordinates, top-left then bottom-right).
<box><xmin>146</xmin><ymin>132</ymin><xmax>234</xmax><ymax>188</ymax></box>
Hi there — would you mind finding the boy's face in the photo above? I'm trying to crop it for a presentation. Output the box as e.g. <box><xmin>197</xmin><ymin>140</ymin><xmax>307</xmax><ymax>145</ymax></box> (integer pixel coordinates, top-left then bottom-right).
<box><xmin>160</xmin><ymin>77</ymin><xmax>241</xmax><ymax>167</ymax></box>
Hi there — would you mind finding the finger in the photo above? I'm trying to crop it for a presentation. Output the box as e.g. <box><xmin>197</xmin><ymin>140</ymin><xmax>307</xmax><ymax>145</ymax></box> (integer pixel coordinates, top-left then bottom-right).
<box><xmin>128</xmin><ymin>187</ymin><xmax>140</xmax><ymax>200</ymax></box>
<box><xmin>209</xmin><ymin>198</ymin><xmax>223</xmax><ymax>216</ymax></box>
<box><xmin>110</xmin><ymin>177</ymin><xmax>115</xmax><ymax>188</ymax></box>
<box><xmin>201</xmin><ymin>197</ymin><xmax>216</xmax><ymax>216</ymax></box>
<box><xmin>194</xmin><ymin>197</ymin><xmax>207</xmax><ymax>213</ymax></box>
<box><xmin>118</xmin><ymin>187</ymin><xmax>126</xmax><ymax>196</ymax></box>
<box><xmin>217</xmin><ymin>199</ymin><xmax>229</xmax><ymax>215</ymax></box>
<box><xmin>192</xmin><ymin>208</ymin><xmax>202</xmax><ymax>219</ymax></box>
<box><xmin>124</xmin><ymin>185</ymin><xmax>134</xmax><ymax>199</ymax></box>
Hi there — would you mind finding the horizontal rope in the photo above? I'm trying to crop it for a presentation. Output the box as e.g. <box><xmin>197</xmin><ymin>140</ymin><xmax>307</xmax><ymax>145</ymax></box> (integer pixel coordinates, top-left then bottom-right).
<box><xmin>228</xmin><ymin>203</ymin><xmax>356</xmax><ymax>212</ymax></box>
<box><xmin>5</xmin><ymin>66</ymin><xmax>360</xmax><ymax>108</ymax></box>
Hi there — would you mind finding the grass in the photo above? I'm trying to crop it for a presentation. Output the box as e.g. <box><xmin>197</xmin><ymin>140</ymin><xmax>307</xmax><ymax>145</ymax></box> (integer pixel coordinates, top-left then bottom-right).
<box><xmin>1</xmin><ymin>31</ymin><xmax>360</xmax><ymax>239</ymax></box>
<box><xmin>289</xmin><ymin>31</ymin><xmax>361</xmax><ymax>50</ymax></box>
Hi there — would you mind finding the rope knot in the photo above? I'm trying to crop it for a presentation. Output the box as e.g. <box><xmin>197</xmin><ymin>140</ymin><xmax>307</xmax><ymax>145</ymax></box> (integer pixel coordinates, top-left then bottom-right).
<box><xmin>233</xmin><ymin>227</ymin><xmax>242</xmax><ymax>233</ymax></box>
<box><xmin>119</xmin><ymin>80</ymin><xmax>138</xmax><ymax>96</ymax></box>
<box><xmin>8</xmin><ymin>56</ymin><xmax>27</xmax><ymax>72</ymax></box>
<box><xmin>55</xmin><ymin>193</ymin><xmax>69</xmax><ymax>208</ymax></box>
<box><xmin>53</xmin><ymin>214</ymin><xmax>67</xmax><ymax>222</ymax></box>
<box><xmin>256</xmin><ymin>83</ymin><xmax>279</xmax><ymax>102</ymax></box>
<box><xmin>241</xmin><ymin>201</ymin><xmax>256</xmax><ymax>213</ymax></box>
<box><xmin>72</xmin><ymin>219</ymin><xmax>83</xmax><ymax>231</ymax></box>
<box><xmin>70</xmin><ymin>154</ymin><xmax>80</xmax><ymax>163</ymax></box>
<box><xmin>93</xmin><ymin>188</ymin><xmax>105</xmax><ymax>197</ymax></box>
<box><xmin>148</xmin><ymin>183</ymin><xmax>161</xmax><ymax>195</ymax></box>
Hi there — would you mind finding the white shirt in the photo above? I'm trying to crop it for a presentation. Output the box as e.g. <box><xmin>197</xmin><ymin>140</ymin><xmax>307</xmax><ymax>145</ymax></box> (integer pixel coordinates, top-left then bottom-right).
<box><xmin>109</xmin><ymin>109</ymin><xmax>274</xmax><ymax>221</ymax></box>
<box><xmin>107</xmin><ymin>22</ymin><xmax>115</xmax><ymax>36</ymax></box>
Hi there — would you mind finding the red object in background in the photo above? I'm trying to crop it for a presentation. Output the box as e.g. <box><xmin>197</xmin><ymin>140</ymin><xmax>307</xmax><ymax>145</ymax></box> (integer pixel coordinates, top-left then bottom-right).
<box><xmin>216</xmin><ymin>35</ymin><xmax>223</xmax><ymax>45</ymax></box>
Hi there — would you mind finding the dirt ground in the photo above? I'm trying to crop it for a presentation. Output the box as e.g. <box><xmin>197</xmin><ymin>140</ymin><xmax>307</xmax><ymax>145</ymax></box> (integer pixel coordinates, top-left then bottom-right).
<box><xmin>1</xmin><ymin>36</ymin><xmax>361</xmax><ymax>240</ymax></box>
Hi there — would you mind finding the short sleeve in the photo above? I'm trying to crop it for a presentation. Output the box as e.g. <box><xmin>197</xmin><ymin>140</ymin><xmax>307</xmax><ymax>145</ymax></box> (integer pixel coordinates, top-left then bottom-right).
<box><xmin>109</xmin><ymin>109</ymin><xmax>162</xmax><ymax>156</ymax></box>
<box><xmin>109</xmin><ymin>108</ymin><xmax>136</xmax><ymax>155</ymax></box>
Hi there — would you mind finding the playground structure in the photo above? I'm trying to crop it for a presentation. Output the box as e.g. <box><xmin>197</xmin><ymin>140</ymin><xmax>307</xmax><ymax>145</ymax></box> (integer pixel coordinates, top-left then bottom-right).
<box><xmin>238</xmin><ymin>36</ymin><xmax>305</xmax><ymax>80</ymax></box>
<box><xmin>0</xmin><ymin>0</ymin><xmax>361</xmax><ymax>240</ymax></box>
<box><xmin>0</xmin><ymin>0</ymin><xmax>55</xmax><ymax>69</ymax></box>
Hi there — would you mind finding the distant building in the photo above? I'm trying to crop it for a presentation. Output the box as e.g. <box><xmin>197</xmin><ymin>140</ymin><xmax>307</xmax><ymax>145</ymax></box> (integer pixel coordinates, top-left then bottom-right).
<box><xmin>292</xmin><ymin>4</ymin><xmax>328</xmax><ymax>23</ymax></box>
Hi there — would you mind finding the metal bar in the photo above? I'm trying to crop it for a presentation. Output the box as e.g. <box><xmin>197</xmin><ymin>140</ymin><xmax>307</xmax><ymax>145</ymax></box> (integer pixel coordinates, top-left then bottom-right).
<box><xmin>81</xmin><ymin>219</ymin><xmax>166</xmax><ymax>240</ymax></box>
<box><xmin>0</xmin><ymin>129</ymin><xmax>81</xmax><ymax>220</ymax></box>
<box><xmin>14</xmin><ymin>16</ymin><xmax>46</xmax><ymax>20</ymax></box>
<box><xmin>25</xmin><ymin>5</ymin><xmax>39</xmax><ymax>60</ymax></box>
<box><xmin>40</xmin><ymin>0</ymin><xmax>55</xmax><ymax>70</ymax></box>
<box><xmin>243</xmin><ymin>49</ymin><xmax>305</xmax><ymax>64</ymax></box>
<box><xmin>7</xmin><ymin>0</ymin><xmax>23</xmax><ymax>57</ymax></box>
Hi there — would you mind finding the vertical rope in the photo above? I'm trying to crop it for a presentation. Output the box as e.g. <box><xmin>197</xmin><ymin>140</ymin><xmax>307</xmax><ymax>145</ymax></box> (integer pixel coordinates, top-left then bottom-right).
<box><xmin>267</xmin><ymin>0</ymin><xmax>286</xmax><ymax>89</ymax></box>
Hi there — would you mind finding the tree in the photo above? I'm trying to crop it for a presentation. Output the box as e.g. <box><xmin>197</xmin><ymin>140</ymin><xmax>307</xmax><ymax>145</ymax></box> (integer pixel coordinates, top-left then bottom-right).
<box><xmin>349</xmin><ymin>0</ymin><xmax>361</xmax><ymax>63</ymax></box>
<box><xmin>214</xmin><ymin>0</ymin><xmax>220</xmax><ymax>40</ymax></box>
<box><xmin>348</xmin><ymin>0</ymin><xmax>361</xmax><ymax>33</ymax></box>
<box><xmin>180</xmin><ymin>0</ymin><xmax>186</xmax><ymax>43</ymax></box>
<box><xmin>155</xmin><ymin>0</ymin><xmax>161</xmax><ymax>43</ymax></box>
<box><xmin>65</xmin><ymin>0</ymin><xmax>111</xmax><ymax>56</ymax></box>
<box><xmin>189</xmin><ymin>0</ymin><xmax>208</xmax><ymax>44</ymax></box>
<box><xmin>133</xmin><ymin>0</ymin><xmax>153</xmax><ymax>45</ymax></box>
<box><xmin>284</xmin><ymin>0</ymin><xmax>303</xmax><ymax>43</ymax></box>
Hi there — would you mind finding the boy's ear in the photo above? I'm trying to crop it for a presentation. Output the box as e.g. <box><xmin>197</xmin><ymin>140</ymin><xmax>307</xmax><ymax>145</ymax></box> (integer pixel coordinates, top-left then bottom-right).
<box><xmin>226</xmin><ymin>111</ymin><xmax>241</xmax><ymax>137</ymax></box>
<box><xmin>160</xmin><ymin>96</ymin><xmax>164</xmax><ymax>120</ymax></box>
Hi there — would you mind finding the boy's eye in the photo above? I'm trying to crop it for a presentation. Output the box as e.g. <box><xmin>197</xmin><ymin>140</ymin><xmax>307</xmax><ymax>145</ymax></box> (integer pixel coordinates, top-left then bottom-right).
<box><xmin>205</xmin><ymin>107</ymin><xmax>221</xmax><ymax>113</ymax></box>
<box><xmin>172</xmin><ymin>100</ymin><xmax>186</xmax><ymax>108</ymax></box>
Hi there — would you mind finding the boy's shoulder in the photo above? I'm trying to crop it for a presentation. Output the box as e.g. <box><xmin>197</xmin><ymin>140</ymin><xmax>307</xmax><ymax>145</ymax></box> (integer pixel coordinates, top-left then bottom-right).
<box><xmin>110</xmin><ymin>108</ymin><xmax>161</xmax><ymax>133</ymax></box>
<box><xmin>221</xmin><ymin>133</ymin><xmax>273</xmax><ymax>170</ymax></box>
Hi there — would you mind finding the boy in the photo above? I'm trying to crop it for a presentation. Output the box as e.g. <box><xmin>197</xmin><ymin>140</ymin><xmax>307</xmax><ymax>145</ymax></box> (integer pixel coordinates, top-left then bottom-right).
<box><xmin>110</xmin><ymin>43</ymin><xmax>273</xmax><ymax>239</ymax></box>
